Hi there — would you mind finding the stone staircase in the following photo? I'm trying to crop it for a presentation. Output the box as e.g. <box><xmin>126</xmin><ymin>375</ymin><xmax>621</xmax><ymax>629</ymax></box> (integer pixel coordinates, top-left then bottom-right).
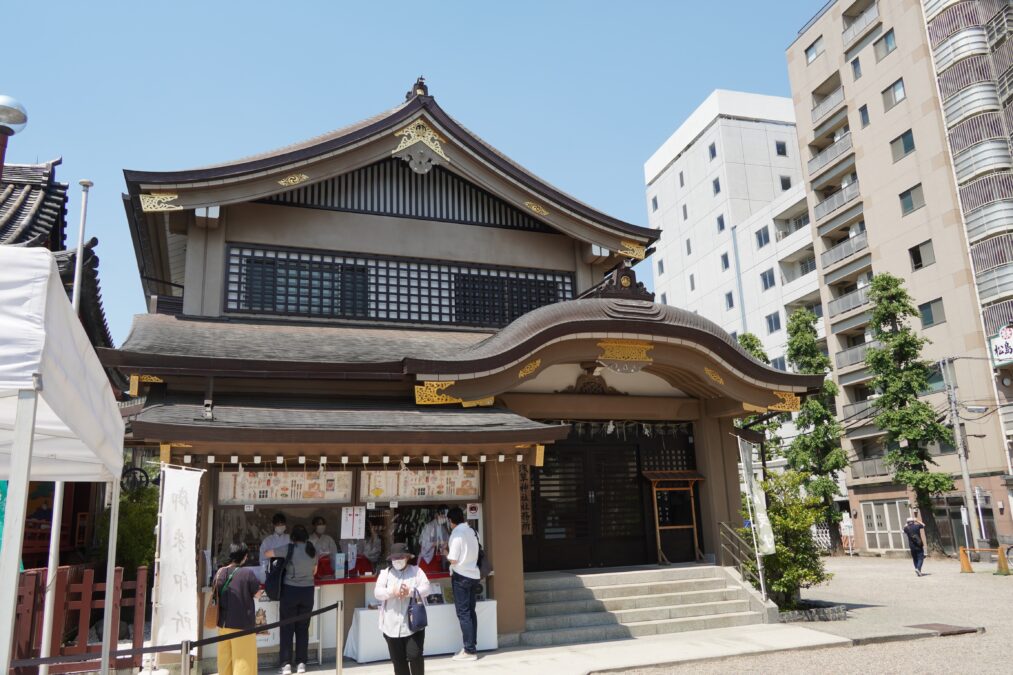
<box><xmin>520</xmin><ymin>564</ymin><xmax>764</xmax><ymax>647</ymax></box>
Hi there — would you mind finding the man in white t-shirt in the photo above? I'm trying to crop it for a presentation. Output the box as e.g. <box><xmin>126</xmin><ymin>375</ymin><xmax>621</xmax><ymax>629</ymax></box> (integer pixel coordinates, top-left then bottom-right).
<box><xmin>446</xmin><ymin>506</ymin><xmax>480</xmax><ymax>661</ymax></box>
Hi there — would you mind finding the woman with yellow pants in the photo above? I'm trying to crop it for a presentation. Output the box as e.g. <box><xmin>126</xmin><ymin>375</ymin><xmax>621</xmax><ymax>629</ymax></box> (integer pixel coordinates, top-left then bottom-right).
<box><xmin>214</xmin><ymin>543</ymin><xmax>263</xmax><ymax>675</ymax></box>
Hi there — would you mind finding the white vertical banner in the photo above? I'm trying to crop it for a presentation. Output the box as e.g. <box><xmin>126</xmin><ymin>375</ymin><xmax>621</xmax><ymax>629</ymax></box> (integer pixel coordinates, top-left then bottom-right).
<box><xmin>738</xmin><ymin>440</ymin><xmax>775</xmax><ymax>556</ymax></box>
<box><xmin>155</xmin><ymin>466</ymin><xmax>204</xmax><ymax>646</ymax></box>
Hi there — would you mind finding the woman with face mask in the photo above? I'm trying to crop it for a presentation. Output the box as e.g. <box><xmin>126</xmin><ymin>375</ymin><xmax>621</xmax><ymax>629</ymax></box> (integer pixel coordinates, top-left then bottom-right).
<box><xmin>308</xmin><ymin>516</ymin><xmax>337</xmax><ymax>556</ymax></box>
<box><xmin>374</xmin><ymin>543</ymin><xmax>431</xmax><ymax>675</ymax></box>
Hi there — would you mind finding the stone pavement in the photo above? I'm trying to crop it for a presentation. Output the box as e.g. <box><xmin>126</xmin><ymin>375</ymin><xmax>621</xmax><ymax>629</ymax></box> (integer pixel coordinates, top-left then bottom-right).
<box><xmin>226</xmin><ymin>556</ymin><xmax>1008</xmax><ymax>675</ymax></box>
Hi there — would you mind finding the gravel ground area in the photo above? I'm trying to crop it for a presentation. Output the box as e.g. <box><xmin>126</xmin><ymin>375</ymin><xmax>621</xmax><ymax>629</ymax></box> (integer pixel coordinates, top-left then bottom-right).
<box><xmin>625</xmin><ymin>555</ymin><xmax>1011</xmax><ymax>674</ymax></box>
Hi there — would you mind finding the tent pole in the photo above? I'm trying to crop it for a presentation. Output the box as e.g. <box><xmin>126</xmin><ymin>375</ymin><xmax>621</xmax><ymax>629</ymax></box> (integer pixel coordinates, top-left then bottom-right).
<box><xmin>99</xmin><ymin>479</ymin><xmax>121</xmax><ymax>674</ymax></box>
<box><xmin>0</xmin><ymin>387</ymin><xmax>39</xmax><ymax>672</ymax></box>
<box><xmin>38</xmin><ymin>481</ymin><xmax>64</xmax><ymax>675</ymax></box>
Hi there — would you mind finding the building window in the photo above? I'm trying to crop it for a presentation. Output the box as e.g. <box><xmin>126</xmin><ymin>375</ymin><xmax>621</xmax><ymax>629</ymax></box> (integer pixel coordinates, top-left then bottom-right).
<box><xmin>776</xmin><ymin>141</ymin><xmax>788</xmax><ymax>157</ymax></box>
<box><xmin>919</xmin><ymin>298</ymin><xmax>946</xmax><ymax>327</ymax></box>
<box><xmin>651</xmin><ymin>195</ymin><xmax>658</xmax><ymax>212</ymax></box>
<box><xmin>679</xmin><ymin>171</ymin><xmax>685</xmax><ymax>187</ymax></box>
<box><xmin>859</xmin><ymin>104</ymin><xmax>870</xmax><ymax>127</ymax></box>
<box><xmin>709</xmin><ymin>142</ymin><xmax>717</xmax><ymax>160</ymax></box>
<box><xmin>760</xmin><ymin>268</ymin><xmax>776</xmax><ymax>290</ymax></box>
<box><xmin>874</xmin><ymin>28</ymin><xmax>897</xmax><ymax>61</ymax></box>
<box><xmin>771</xmin><ymin>356</ymin><xmax>787</xmax><ymax>371</ymax></box>
<box><xmin>780</xmin><ymin>176</ymin><xmax>792</xmax><ymax>191</ymax></box>
<box><xmin>851</xmin><ymin>57</ymin><xmax>862</xmax><ymax>80</ymax></box>
<box><xmin>910</xmin><ymin>240</ymin><xmax>935</xmax><ymax>270</ymax></box>
<box><xmin>725</xmin><ymin>291</ymin><xmax>735</xmax><ymax>310</ymax></box>
<box><xmin>883</xmin><ymin>78</ymin><xmax>906</xmax><ymax>110</ymax></box>
<box><xmin>756</xmin><ymin>225</ymin><xmax>770</xmax><ymax>249</ymax></box>
<box><xmin>899</xmin><ymin>184</ymin><xmax>925</xmax><ymax>215</ymax></box>
<box><xmin>890</xmin><ymin>129</ymin><xmax>915</xmax><ymax>161</ymax></box>
<box><xmin>657</xmin><ymin>258</ymin><xmax>665</xmax><ymax>276</ymax></box>
<box><xmin>805</xmin><ymin>35</ymin><xmax>825</xmax><ymax>64</ymax></box>
<box><xmin>225</xmin><ymin>243</ymin><xmax>573</xmax><ymax>328</ymax></box>
<box><xmin>766</xmin><ymin>312</ymin><xmax>782</xmax><ymax>334</ymax></box>
<box><xmin>721</xmin><ymin>252</ymin><xmax>730</xmax><ymax>270</ymax></box>
<box><xmin>713</xmin><ymin>177</ymin><xmax>721</xmax><ymax>195</ymax></box>
<box><xmin>660</xmin><ymin>292</ymin><xmax>667</xmax><ymax>304</ymax></box>
<box><xmin>717</xmin><ymin>214</ymin><xmax>726</xmax><ymax>232</ymax></box>
<box><xmin>689</xmin><ymin>274</ymin><xmax>695</xmax><ymax>291</ymax></box>
<box><xmin>686</xmin><ymin>238</ymin><xmax>692</xmax><ymax>255</ymax></box>
<box><xmin>682</xmin><ymin>204</ymin><xmax>688</xmax><ymax>220</ymax></box>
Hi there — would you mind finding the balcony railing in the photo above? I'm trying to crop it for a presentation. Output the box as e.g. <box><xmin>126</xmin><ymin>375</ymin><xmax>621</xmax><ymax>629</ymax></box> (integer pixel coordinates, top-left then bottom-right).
<box><xmin>971</xmin><ymin>232</ymin><xmax>1013</xmax><ymax>274</ymax></box>
<box><xmin>808</xmin><ymin>132</ymin><xmax>853</xmax><ymax>175</ymax></box>
<box><xmin>814</xmin><ymin>181</ymin><xmax>861</xmax><ymax>221</ymax></box>
<box><xmin>822</xmin><ymin>231</ymin><xmax>869</xmax><ymax>268</ymax></box>
<box><xmin>835</xmin><ymin>339</ymin><xmax>879</xmax><ymax>368</ymax></box>
<box><xmin>851</xmin><ymin>457</ymin><xmax>891</xmax><ymax>479</ymax></box>
<box><xmin>811</xmin><ymin>86</ymin><xmax>845</xmax><ymax>124</ymax></box>
<box><xmin>983</xmin><ymin>297</ymin><xmax>1013</xmax><ymax>334</ymax></box>
<box><xmin>843</xmin><ymin>398</ymin><xmax>875</xmax><ymax>419</ymax></box>
<box><xmin>843</xmin><ymin>3</ymin><xmax>880</xmax><ymax>47</ymax></box>
<box><xmin>828</xmin><ymin>285</ymin><xmax>871</xmax><ymax>318</ymax></box>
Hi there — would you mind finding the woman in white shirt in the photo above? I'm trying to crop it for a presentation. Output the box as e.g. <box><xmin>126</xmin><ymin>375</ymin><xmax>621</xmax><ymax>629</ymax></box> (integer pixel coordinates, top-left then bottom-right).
<box><xmin>374</xmin><ymin>543</ymin><xmax>431</xmax><ymax>675</ymax></box>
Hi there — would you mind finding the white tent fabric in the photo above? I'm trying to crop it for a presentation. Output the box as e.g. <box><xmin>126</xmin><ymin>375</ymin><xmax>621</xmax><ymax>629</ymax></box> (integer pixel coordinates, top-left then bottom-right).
<box><xmin>0</xmin><ymin>246</ymin><xmax>123</xmax><ymax>482</ymax></box>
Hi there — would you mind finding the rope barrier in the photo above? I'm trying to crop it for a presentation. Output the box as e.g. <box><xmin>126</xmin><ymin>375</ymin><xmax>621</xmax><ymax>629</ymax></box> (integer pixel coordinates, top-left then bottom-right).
<box><xmin>11</xmin><ymin>600</ymin><xmax>344</xmax><ymax>668</ymax></box>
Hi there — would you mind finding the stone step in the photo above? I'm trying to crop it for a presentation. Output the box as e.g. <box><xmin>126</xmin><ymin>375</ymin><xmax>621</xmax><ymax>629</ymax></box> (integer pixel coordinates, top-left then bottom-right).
<box><xmin>524</xmin><ymin>576</ymin><xmax>728</xmax><ymax>605</ymax></box>
<box><xmin>518</xmin><ymin>611</ymin><xmax>762</xmax><ymax>647</ymax></box>
<box><xmin>524</xmin><ymin>599</ymin><xmax>752</xmax><ymax>631</ymax></box>
<box><xmin>524</xmin><ymin>587</ymin><xmax>745</xmax><ymax>617</ymax></box>
<box><xmin>523</xmin><ymin>565</ymin><xmax>721</xmax><ymax>592</ymax></box>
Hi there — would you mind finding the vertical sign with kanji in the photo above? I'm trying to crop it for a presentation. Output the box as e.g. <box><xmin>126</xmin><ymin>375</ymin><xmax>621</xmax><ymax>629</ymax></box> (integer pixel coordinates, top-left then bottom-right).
<box><xmin>155</xmin><ymin>466</ymin><xmax>204</xmax><ymax>646</ymax></box>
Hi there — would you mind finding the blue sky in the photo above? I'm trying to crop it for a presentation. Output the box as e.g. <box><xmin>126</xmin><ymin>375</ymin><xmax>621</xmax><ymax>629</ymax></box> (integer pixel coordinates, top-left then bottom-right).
<box><xmin>4</xmin><ymin>0</ymin><xmax>820</xmax><ymax>343</ymax></box>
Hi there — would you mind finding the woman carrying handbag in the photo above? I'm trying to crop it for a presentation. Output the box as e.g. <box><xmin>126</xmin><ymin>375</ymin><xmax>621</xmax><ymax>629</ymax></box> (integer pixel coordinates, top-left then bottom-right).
<box><xmin>374</xmin><ymin>543</ymin><xmax>431</xmax><ymax>675</ymax></box>
<box><xmin>208</xmin><ymin>543</ymin><xmax>263</xmax><ymax>675</ymax></box>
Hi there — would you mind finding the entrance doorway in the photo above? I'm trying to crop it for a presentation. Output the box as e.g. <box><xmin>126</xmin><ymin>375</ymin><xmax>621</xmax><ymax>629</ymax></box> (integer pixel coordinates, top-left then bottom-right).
<box><xmin>522</xmin><ymin>423</ymin><xmax>698</xmax><ymax>571</ymax></box>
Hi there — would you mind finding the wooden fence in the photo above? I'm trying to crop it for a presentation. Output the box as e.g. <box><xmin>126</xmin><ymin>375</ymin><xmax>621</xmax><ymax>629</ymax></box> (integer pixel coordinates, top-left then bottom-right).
<box><xmin>14</xmin><ymin>565</ymin><xmax>148</xmax><ymax>674</ymax></box>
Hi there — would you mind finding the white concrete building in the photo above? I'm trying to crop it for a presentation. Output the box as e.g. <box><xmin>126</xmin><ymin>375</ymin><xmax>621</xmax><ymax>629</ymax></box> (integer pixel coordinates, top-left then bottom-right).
<box><xmin>644</xmin><ymin>90</ymin><xmax>823</xmax><ymax>369</ymax></box>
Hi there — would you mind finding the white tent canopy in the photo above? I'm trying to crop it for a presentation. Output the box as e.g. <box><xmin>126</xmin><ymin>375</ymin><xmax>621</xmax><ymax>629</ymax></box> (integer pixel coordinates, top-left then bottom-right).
<box><xmin>0</xmin><ymin>246</ymin><xmax>123</xmax><ymax>481</ymax></box>
<box><xmin>0</xmin><ymin>246</ymin><xmax>125</xmax><ymax>673</ymax></box>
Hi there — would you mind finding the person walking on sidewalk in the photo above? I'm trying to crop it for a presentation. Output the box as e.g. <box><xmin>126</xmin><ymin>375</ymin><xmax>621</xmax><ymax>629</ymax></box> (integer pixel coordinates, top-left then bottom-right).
<box><xmin>375</xmin><ymin>543</ymin><xmax>431</xmax><ymax>675</ymax></box>
<box><xmin>903</xmin><ymin>515</ymin><xmax>927</xmax><ymax>576</ymax></box>
<box><xmin>214</xmin><ymin>543</ymin><xmax>263</xmax><ymax>675</ymax></box>
<box><xmin>447</xmin><ymin>506</ymin><xmax>480</xmax><ymax>661</ymax></box>
<box><xmin>274</xmin><ymin>525</ymin><xmax>318</xmax><ymax>674</ymax></box>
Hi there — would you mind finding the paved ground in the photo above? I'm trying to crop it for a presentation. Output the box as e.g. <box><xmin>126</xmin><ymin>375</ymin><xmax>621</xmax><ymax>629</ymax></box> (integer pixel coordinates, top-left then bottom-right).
<box><xmin>630</xmin><ymin>555</ymin><xmax>1009</xmax><ymax>674</ymax></box>
<box><xmin>215</xmin><ymin>556</ymin><xmax>1009</xmax><ymax>675</ymax></box>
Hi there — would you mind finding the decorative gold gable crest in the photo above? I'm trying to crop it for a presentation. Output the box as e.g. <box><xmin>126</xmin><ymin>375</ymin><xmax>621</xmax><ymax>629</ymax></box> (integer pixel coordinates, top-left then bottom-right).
<box><xmin>414</xmin><ymin>380</ymin><xmax>462</xmax><ymax>405</ymax></box>
<box><xmin>393</xmin><ymin>119</ymin><xmax>448</xmax><ymax>174</ymax></box>
<box><xmin>768</xmin><ymin>390</ymin><xmax>801</xmax><ymax>412</ymax></box>
<box><xmin>139</xmin><ymin>193</ymin><xmax>183</xmax><ymax>212</ymax></box>
<box><xmin>618</xmin><ymin>241</ymin><xmax>646</xmax><ymax>260</ymax></box>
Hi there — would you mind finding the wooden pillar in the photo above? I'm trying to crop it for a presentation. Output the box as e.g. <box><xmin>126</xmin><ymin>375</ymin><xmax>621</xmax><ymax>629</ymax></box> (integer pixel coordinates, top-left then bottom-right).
<box><xmin>694</xmin><ymin>416</ymin><xmax>741</xmax><ymax>558</ymax></box>
<box><xmin>483</xmin><ymin>461</ymin><xmax>525</xmax><ymax>635</ymax></box>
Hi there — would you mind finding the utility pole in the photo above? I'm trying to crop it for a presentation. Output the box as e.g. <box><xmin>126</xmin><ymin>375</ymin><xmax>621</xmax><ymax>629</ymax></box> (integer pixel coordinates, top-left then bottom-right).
<box><xmin>940</xmin><ymin>358</ymin><xmax>986</xmax><ymax>549</ymax></box>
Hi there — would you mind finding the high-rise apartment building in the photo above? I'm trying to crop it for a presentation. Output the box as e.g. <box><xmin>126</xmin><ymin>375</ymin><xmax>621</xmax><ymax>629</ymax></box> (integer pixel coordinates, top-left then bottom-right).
<box><xmin>789</xmin><ymin>0</ymin><xmax>1013</xmax><ymax>553</ymax></box>
<box><xmin>644</xmin><ymin>91</ymin><xmax>818</xmax><ymax>368</ymax></box>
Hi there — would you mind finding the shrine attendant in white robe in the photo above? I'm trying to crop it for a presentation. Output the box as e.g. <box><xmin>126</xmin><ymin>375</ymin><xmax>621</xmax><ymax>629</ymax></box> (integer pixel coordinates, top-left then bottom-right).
<box><xmin>417</xmin><ymin>505</ymin><xmax>450</xmax><ymax>574</ymax></box>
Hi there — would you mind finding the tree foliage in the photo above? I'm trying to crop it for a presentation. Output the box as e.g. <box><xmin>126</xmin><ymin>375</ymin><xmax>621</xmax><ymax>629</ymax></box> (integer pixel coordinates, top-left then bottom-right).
<box><xmin>96</xmin><ymin>485</ymin><xmax>159</xmax><ymax>579</ymax></box>
<box><xmin>741</xmin><ymin>470</ymin><xmax>831</xmax><ymax>608</ymax></box>
<box><xmin>785</xmin><ymin>308</ymin><xmax>847</xmax><ymax>553</ymax></box>
<box><xmin>865</xmin><ymin>273</ymin><xmax>953</xmax><ymax>552</ymax></box>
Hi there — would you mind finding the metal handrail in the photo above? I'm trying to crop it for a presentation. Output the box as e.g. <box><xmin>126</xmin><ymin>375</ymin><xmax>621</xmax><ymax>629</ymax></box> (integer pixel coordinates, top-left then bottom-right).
<box><xmin>808</xmin><ymin>132</ymin><xmax>853</xmax><ymax>175</ymax></box>
<box><xmin>814</xmin><ymin>180</ymin><xmax>861</xmax><ymax>221</ymax></box>
<box><xmin>822</xmin><ymin>230</ymin><xmax>868</xmax><ymax>267</ymax></box>
<box><xmin>811</xmin><ymin>86</ymin><xmax>845</xmax><ymax>123</ymax></box>
<box><xmin>719</xmin><ymin>522</ymin><xmax>761</xmax><ymax>591</ymax></box>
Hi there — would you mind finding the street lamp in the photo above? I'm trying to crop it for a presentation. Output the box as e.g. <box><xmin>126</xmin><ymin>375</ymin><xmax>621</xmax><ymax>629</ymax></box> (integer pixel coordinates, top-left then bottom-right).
<box><xmin>0</xmin><ymin>95</ymin><xmax>28</xmax><ymax>183</ymax></box>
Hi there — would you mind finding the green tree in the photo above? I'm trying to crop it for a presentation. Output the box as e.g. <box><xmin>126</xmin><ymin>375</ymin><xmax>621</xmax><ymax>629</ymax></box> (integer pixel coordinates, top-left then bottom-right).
<box><xmin>736</xmin><ymin>333</ymin><xmax>782</xmax><ymax>456</ymax></box>
<box><xmin>865</xmin><ymin>273</ymin><xmax>953</xmax><ymax>553</ymax></box>
<box><xmin>786</xmin><ymin>308</ymin><xmax>847</xmax><ymax>554</ymax></box>
<box><xmin>745</xmin><ymin>470</ymin><xmax>832</xmax><ymax>608</ymax></box>
<box><xmin>96</xmin><ymin>485</ymin><xmax>159</xmax><ymax>578</ymax></box>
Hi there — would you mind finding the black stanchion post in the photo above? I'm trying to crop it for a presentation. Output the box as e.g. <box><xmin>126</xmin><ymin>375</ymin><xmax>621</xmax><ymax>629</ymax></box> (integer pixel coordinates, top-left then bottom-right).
<box><xmin>336</xmin><ymin>600</ymin><xmax>344</xmax><ymax>675</ymax></box>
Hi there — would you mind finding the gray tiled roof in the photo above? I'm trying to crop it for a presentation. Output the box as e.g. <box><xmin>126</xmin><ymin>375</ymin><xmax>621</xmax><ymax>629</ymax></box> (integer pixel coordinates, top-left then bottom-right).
<box><xmin>0</xmin><ymin>160</ymin><xmax>68</xmax><ymax>247</ymax></box>
<box><xmin>119</xmin><ymin>313</ymin><xmax>491</xmax><ymax>363</ymax></box>
<box><xmin>134</xmin><ymin>394</ymin><xmax>566</xmax><ymax>439</ymax></box>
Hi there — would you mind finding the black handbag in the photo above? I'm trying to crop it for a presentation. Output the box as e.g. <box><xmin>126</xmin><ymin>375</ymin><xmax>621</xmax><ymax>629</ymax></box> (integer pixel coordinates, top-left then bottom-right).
<box><xmin>265</xmin><ymin>543</ymin><xmax>294</xmax><ymax>601</ymax></box>
<box><xmin>407</xmin><ymin>588</ymin><xmax>428</xmax><ymax>631</ymax></box>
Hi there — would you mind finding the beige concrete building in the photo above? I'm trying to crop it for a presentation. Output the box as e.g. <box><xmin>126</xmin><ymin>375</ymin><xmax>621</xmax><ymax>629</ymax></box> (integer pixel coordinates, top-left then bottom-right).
<box><xmin>788</xmin><ymin>0</ymin><xmax>1013</xmax><ymax>552</ymax></box>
